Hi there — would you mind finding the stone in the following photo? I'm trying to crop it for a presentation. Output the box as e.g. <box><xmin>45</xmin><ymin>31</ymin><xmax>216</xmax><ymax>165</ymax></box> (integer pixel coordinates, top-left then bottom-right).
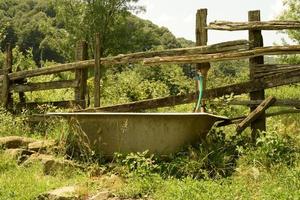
<box><xmin>88</xmin><ymin>191</ymin><xmax>111</xmax><ymax>200</ymax></box>
<box><xmin>0</xmin><ymin>136</ymin><xmax>36</xmax><ymax>149</ymax></box>
<box><xmin>23</xmin><ymin>154</ymin><xmax>81</xmax><ymax>175</ymax></box>
<box><xmin>37</xmin><ymin>186</ymin><xmax>88</xmax><ymax>200</ymax></box>
<box><xmin>28</xmin><ymin>140</ymin><xmax>56</xmax><ymax>153</ymax></box>
<box><xmin>4</xmin><ymin>148</ymin><xmax>35</xmax><ymax>163</ymax></box>
<box><xmin>98</xmin><ymin>175</ymin><xmax>124</xmax><ymax>191</ymax></box>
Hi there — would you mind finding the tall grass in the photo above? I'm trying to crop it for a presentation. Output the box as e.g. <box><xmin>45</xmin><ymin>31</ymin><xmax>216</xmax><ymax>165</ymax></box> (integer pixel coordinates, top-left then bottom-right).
<box><xmin>0</xmin><ymin>153</ymin><xmax>90</xmax><ymax>200</ymax></box>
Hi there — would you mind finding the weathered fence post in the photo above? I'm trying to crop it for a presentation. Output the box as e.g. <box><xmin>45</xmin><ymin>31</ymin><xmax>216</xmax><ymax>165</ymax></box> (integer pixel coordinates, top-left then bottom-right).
<box><xmin>16</xmin><ymin>66</ymin><xmax>26</xmax><ymax>105</ymax></box>
<box><xmin>75</xmin><ymin>41</ymin><xmax>88</xmax><ymax>109</ymax></box>
<box><xmin>195</xmin><ymin>8</ymin><xmax>211</xmax><ymax>112</ymax></box>
<box><xmin>248</xmin><ymin>10</ymin><xmax>266</xmax><ymax>141</ymax></box>
<box><xmin>94</xmin><ymin>33</ymin><xmax>101</xmax><ymax>108</ymax></box>
<box><xmin>1</xmin><ymin>44</ymin><xmax>13</xmax><ymax>109</ymax></box>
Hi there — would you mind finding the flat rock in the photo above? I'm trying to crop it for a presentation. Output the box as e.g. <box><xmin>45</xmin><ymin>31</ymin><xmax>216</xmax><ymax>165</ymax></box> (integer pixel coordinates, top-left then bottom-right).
<box><xmin>28</xmin><ymin>140</ymin><xmax>56</xmax><ymax>152</ymax></box>
<box><xmin>0</xmin><ymin>136</ymin><xmax>36</xmax><ymax>149</ymax></box>
<box><xmin>4</xmin><ymin>148</ymin><xmax>35</xmax><ymax>161</ymax></box>
<box><xmin>89</xmin><ymin>191</ymin><xmax>142</xmax><ymax>200</ymax></box>
<box><xmin>89</xmin><ymin>191</ymin><xmax>111</xmax><ymax>200</ymax></box>
<box><xmin>23</xmin><ymin>154</ymin><xmax>80</xmax><ymax>175</ymax></box>
<box><xmin>37</xmin><ymin>186</ymin><xmax>88</xmax><ymax>200</ymax></box>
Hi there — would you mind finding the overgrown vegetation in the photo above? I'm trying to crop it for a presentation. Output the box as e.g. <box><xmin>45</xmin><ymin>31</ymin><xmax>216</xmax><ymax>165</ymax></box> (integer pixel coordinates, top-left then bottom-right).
<box><xmin>0</xmin><ymin>153</ymin><xmax>92</xmax><ymax>200</ymax></box>
<box><xmin>0</xmin><ymin>0</ymin><xmax>300</xmax><ymax>199</ymax></box>
<box><xmin>0</xmin><ymin>95</ymin><xmax>299</xmax><ymax>199</ymax></box>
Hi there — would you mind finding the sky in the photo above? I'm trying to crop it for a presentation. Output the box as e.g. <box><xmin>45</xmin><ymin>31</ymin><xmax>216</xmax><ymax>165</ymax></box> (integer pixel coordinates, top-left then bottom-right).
<box><xmin>135</xmin><ymin>0</ymin><xmax>292</xmax><ymax>46</ymax></box>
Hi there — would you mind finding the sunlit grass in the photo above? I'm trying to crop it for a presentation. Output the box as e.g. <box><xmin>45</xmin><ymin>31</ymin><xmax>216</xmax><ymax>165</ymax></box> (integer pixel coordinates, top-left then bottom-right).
<box><xmin>0</xmin><ymin>153</ymin><xmax>90</xmax><ymax>200</ymax></box>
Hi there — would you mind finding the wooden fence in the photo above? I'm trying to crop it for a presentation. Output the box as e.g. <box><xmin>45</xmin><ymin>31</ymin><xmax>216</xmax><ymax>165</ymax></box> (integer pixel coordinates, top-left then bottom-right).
<box><xmin>0</xmin><ymin>8</ymin><xmax>300</xmax><ymax>136</ymax></box>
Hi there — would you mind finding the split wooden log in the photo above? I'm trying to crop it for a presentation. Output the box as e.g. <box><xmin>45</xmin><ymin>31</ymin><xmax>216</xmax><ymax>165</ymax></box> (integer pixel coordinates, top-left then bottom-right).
<box><xmin>228</xmin><ymin>99</ymin><xmax>300</xmax><ymax>108</ymax></box>
<box><xmin>78</xmin><ymin>69</ymin><xmax>300</xmax><ymax>112</ymax></box>
<box><xmin>16</xmin><ymin>100</ymin><xmax>80</xmax><ymax>110</ymax></box>
<box><xmin>254</xmin><ymin>64</ymin><xmax>300</xmax><ymax>72</ymax></box>
<box><xmin>142</xmin><ymin>45</ymin><xmax>300</xmax><ymax>65</ymax></box>
<box><xmin>208</xmin><ymin>20</ymin><xmax>300</xmax><ymax>31</ymax></box>
<box><xmin>10</xmin><ymin>80</ymin><xmax>79</xmax><ymax>93</ymax></box>
<box><xmin>0</xmin><ymin>40</ymin><xmax>249</xmax><ymax>81</ymax></box>
<box><xmin>2</xmin><ymin>43</ymin><xmax>300</xmax><ymax>82</ymax></box>
<box><xmin>253</xmin><ymin>64</ymin><xmax>300</xmax><ymax>78</ymax></box>
<box><xmin>236</xmin><ymin>96</ymin><xmax>276</xmax><ymax>134</ymax></box>
<box><xmin>217</xmin><ymin>108</ymin><xmax>300</xmax><ymax>127</ymax></box>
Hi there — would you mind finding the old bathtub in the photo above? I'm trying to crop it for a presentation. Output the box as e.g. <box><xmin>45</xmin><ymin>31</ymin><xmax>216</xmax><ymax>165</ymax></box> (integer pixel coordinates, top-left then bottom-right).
<box><xmin>48</xmin><ymin>112</ymin><xmax>227</xmax><ymax>156</ymax></box>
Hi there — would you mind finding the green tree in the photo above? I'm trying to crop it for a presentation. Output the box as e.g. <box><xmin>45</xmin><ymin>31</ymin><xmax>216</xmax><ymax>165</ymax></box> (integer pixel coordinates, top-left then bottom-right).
<box><xmin>0</xmin><ymin>0</ymin><xmax>69</xmax><ymax>66</ymax></box>
<box><xmin>278</xmin><ymin>0</ymin><xmax>300</xmax><ymax>64</ymax></box>
<box><xmin>55</xmin><ymin>0</ymin><xmax>143</xmax><ymax>56</ymax></box>
<box><xmin>279</xmin><ymin>0</ymin><xmax>300</xmax><ymax>44</ymax></box>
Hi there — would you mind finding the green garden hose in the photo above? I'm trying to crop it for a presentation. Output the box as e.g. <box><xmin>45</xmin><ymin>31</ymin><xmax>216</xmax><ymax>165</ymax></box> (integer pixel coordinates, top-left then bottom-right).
<box><xmin>195</xmin><ymin>73</ymin><xmax>204</xmax><ymax>112</ymax></box>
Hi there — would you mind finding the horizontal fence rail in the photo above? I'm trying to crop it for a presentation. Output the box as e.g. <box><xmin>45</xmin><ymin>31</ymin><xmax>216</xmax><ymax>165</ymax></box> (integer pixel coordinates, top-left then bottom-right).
<box><xmin>227</xmin><ymin>99</ymin><xmax>300</xmax><ymax>108</ymax></box>
<box><xmin>217</xmin><ymin>108</ymin><xmax>300</xmax><ymax>127</ymax></box>
<box><xmin>207</xmin><ymin>20</ymin><xmax>300</xmax><ymax>31</ymax></box>
<box><xmin>10</xmin><ymin>80</ymin><xmax>79</xmax><ymax>93</ymax></box>
<box><xmin>16</xmin><ymin>100</ymin><xmax>82</xmax><ymax>110</ymax></box>
<box><xmin>142</xmin><ymin>45</ymin><xmax>300</xmax><ymax>65</ymax></box>
<box><xmin>253</xmin><ymin>64</ymin><xmax>300</xmax><ymax>79</ymax></box>
<box><xmin>0</xmin><ymin>40</ymin><xmax>248</xmax><ymax>81</ymax></box>
<box><xmin>80</xmin><ymin>68</ymin><xmax>300</xmax><ymax>112</ymax></box>
<box><xmin>2</xmin><ymin>44</ymin><xmax>300</xmax><ymax>82</ymax></box>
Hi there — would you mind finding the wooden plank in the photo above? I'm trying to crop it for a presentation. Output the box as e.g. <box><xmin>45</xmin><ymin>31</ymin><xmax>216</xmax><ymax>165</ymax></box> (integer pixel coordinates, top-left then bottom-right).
<box><xmin>236</xmin><ymin>96</ymin><xmax>276</xmax><ymax>134</ymax></box>
<box><xmin>16</xmin><ymin>100</ymin><xmax>80</xmax><ymax>110</ymax></box>
<box><xmin>105</xmin><ymin>40</ymin><xmax>249</xmax><ymax>62</ymax></box>
<box><xmin>217</xmin><ymin>109</ymin><xmax>300</xmax><ymax>127</ymax></box>
<box><xmin>208</xmin><ymin>20</ymin><xmax>300</xmax><ymax>31</ymax></box>
<box><xmin>254</xmin><ymin>64</ymin><xmax>300</xmax><ymax>78</ymax></box>
<box><xmin>94</xmin><ymin>33</ymin><xmax>101</xmax><ymax>108</ymax></box>
<box><xmin>75</xmin><ymin>41</ymin><xmax>88</xmax><ymax>108</ymax></box>
<box><xmin>2</xmin><ymin>43</ymin><xmax>300</xmax><ymax>82</ymax></box>
<box><xmin>254</xmin><ymin>64</ymin><xmax>300</xmax><ymax>72</ymax></box>
<box><xmin>266</xmin><ymin>109</ymin><xmax>300</xmax><ymax>117</ymax></box>
<box><xmin>249</xmin><ymin>10</ymin><xmax>266</xmax><ymax>140</ymax></box>
<box><xmin>10</xmin><ymin>80</ymin><xmax>79</xmax><ymax>93</ymax></box>
<box><xmin>142</xmin><ymin>45</ymin><xmax>300</xmax><ymax>65</ymax></box>
<box><xmin>195</xmin><ymin>9</ymin><xmax>211</xmax><ymax>112</ymax></box>
<box><xmin>5</xmin><ymin>60</ymin><xmax>94</xmax><ymax>81</ymax></box>
<box><xmin>228</xmin><ymin>99</ymin><xmax>300</xmax><ymax>108</ymax></box>
<box><xmin>0</xmin><ymin>40</ymin><xmax>248</xmax><ymax>82</ymax></box>
<box><xmin>78</xmin><ymin>69</ymin><xmax>300</xmax><ymax>112</ymax></box>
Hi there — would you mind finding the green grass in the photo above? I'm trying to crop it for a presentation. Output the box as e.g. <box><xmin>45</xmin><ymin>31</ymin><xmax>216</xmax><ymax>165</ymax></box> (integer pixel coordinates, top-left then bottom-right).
<box><xmin>116</xmin><ymin>163</ymin><xmax>300</xmax><ymax>200</ymax></box>
<box><xmin>0</xmin><ymin>153</ymin><xmax>91</xmax><ymax>200</ymax></box>
<box><xmin>151</xmin><ymin>165</ymin><xmax>300</xmax><ymax>200</ymax></box>
<box><xmin>116</xmin><ymin>131</ymin><xmax>300</xmax><ymax>199</ymax></box>
<box><xmin>0</xmin><ymin>83</ymin><xmax>299</xmax><ymax>200</ymax></box>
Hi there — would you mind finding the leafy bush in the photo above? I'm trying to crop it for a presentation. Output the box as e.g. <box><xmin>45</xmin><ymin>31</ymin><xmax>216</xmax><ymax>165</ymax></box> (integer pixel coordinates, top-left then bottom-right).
<box><xmin>117</xmin><ymin>173</ymin><xmax>163</xmax><ymax>199</ymax></box>
<box><xmin>159</xmin><ymin>128</ymin><xmax>240</xmax><ymax>179</ymax></box>
<box><xmin>114</xmin><ymin>151</ymin><xmax>159</xmax><ymax>177</ymax></box>
<box><xmin>0</xmin><ymin>107</ymin><xmax>30</xmax><ymax>137</ymax></box>
<box><xmin>239</xmin><ymin>131</ymin><xmax>299</xmax><ymax>168</ymax></box>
